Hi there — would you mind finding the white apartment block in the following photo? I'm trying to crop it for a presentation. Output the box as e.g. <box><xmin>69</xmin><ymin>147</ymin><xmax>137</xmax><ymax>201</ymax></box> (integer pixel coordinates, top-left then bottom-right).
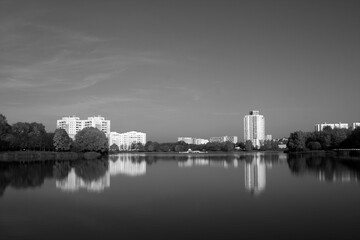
<box><xmin>210</xmin><ymin>136</ymin><xmax>238</xmax><ymax>144</ymax></box>
<box><xmin>56</xmin><ymin>116</ymin><xmax>83</xmax><ymax>139</ymax></box>
<box><xmin>57</xmin><ymin>115</ymin><xmax>111</xmax><ymax>139</ymax></box>
<box><xmin>244</xmin><ymin>110</ymin><xmax>265</xmax><ymax>149</ymax></box>
<box><xmin>178</xmin><ymin>137</ymin><xmax>209</xmax><ymax>145</ymax></box>
<box><xmin>109</xmin><ymin>131</ymin><xmax>146</xmax><ymax>150</ymax></box>
<box><xmin>314</xmin><ymin>122</ymin><xmax>349</xmax><ymax>132</ymax></box>
<box><xmin>265</xmin><ymin>135</ymin><xmax>273</xmax><ymax>141</ymax></box>
<box><xmin>178</xmin><ymin>137</ymin><xmax>194</xmax><ymax>144</ymax></box>
<box><xmin>84</xmin><ymin>116</ymin><xmax>111</xmax><ymax>134</ymax></box>
<box><xmin>194</xmin><ymin>138</ymin><xmax>209</xmax><ymax>145</ymax></box>
<box><xmin>352</xmin><ymin>122</ymin><xmax>360</xmax><ymax>129</ymax></box>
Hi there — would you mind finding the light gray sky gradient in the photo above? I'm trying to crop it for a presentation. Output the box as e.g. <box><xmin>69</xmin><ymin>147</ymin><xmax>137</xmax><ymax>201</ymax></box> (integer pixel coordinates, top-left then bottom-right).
<box><xmin>1</xmin><ymin>0</ymin><xmax>359</xmax><ymax>142</ymax></box>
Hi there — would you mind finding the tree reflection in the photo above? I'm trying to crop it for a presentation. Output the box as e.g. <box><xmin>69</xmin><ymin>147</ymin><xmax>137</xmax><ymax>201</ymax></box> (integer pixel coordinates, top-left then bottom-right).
<box><xmin>0</xmin><ymin>159</ymin><xmax>111</xmax><ymax>196</ymax></box>
<box><xmin>0</xmin><ymin>163</ymin><xmax>54</xmax><ymax>197</ymax></box>
<box><xmin>287</xmin><ymin>153</ymin><xmax>360</xmax><ymax>182</ymax></box>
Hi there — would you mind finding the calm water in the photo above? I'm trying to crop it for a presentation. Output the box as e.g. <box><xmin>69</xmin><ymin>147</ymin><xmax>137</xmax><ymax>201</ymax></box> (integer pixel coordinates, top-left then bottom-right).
<box><xmin>1</xmin><ymin>152</ymin><xmax>360</xmax><ymax>240</ymax></box>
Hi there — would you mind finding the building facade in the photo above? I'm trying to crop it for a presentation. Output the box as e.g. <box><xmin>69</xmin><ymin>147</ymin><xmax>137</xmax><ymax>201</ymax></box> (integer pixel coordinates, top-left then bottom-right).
<box><xmin>209</xmin><ymin>136</ymin><xmax>238</xmax><ymax>144</ymax></box>
<box><xmin>57</xmin><ymin>115</ymin><xmax>111</xmax><ymax>139</ymax></box>
<box><xmin>244</xmin><ymin>110</ymin><xmax>265</xmax><ymax>148</ymax></box>
<box><xmin>314</xmin><ymin>122</ymin><xmax>349</xmax><ymax>132</ymax></box>
<box><xmin>352</xmin><ymin>122</ymin><xmax>360</xmax><ymax>129</ymax></box>
<box><xmin>177</xmin><ymin>137</ymin><xmax>194</xmax><ymax>144</ymax></box>
<box><xmin>56</xmin><ymin>116</ymin><xmax>83</xmax><ymax>139</ymax></box>
<box><xmin>177</xmin><ymin>137</ymin><xmax>209</xmax><ymax>145</ymax></box>
<box><xmin>109</xmin><ymin>131</ymin><xmax>146</xmax><ymax>150</ymax></box>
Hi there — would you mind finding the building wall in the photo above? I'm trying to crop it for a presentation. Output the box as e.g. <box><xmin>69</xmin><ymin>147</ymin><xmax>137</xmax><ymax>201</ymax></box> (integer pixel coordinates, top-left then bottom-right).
<box><xmin>314</xmin><ymin>122</ymin><xmax>349</xmax><ymax>131</ymax></box>
<box><xmin>177</xmin><ymin>137</ymin><xmax>194</xmax><ymax>144</ymax></box>
<box><xmin>244</xmin><ymin>111</ymin><xmax>265</xmax><ymax>148</ymax></box>
<box><xmin>57</xmin><ymin>115</ymin><xmax>111</xmax><ymax>139</ymax></box>
<box><xmin>352</xmin><ymin>122</ymin><xmax>360</xmax><ymax>129</ymax></box>
<box><xmin>109</xmin><ymin>131</ymin><xmax>146</xmax><ymax>150</ymax></box>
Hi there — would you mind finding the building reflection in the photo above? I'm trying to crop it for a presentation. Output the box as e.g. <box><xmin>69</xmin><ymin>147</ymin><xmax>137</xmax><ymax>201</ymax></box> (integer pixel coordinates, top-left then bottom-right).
<box><xmin>178</xmin><ymin>156</ymin><xmax>238</xmax><ymax>168</ymax></box>
<box><xmin>244</xmin><ymin>153</ymin><xmax>266</xmax><ymax>195</ymax></box>
<box><xmin>56</xmin><ymin>154</ymin><xmax>147</xmax><ymax>193</ymax></box>
<box><xmin>109</xmin><ymin>153</ymin><xmax>146</xmax><ymax>177</ymax></box>
<box><xmin>56</xmin><ymin>169</ymin><xmax>110</xmax><ymax>193</ymax></box>
<box><xmin>178</xmin><ymin>153</ymin><xmax>281</xmax><ymax>195</ymax></box>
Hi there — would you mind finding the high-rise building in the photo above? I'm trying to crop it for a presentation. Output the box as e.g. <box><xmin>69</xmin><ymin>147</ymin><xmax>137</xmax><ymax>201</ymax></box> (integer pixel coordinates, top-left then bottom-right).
<box><xmin>56</xmin><ymin>115</ymin><xmax>111</xmax><ymax>139</ymax></box>
<box><xmin>85</xmin><ymin>116</ymin><xmax>111</xmax><ymax>134</ymax></box>
<box><xmin>56</xmin><ymin>116</ymin><xmax>84</xmax><ymax>139</ymax></box>
<box><xmin>244</xmin><ymin>110</ymin><xmax>265</xmax><ymax>148</ymax></box>
<box><xmin>109</xmin><ymin>131</ymin><xmax>146</xmax><ymax>150</ymax></box>
<box><xmin>314</xmin><ymin>122</ymin><xmax>349</xmax><ymax>132</ymax></box>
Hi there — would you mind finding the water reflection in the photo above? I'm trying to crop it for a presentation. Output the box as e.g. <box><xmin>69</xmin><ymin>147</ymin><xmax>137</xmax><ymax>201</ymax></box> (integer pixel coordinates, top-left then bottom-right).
<box><xmin>178</xmin><ymin>153</ymin><xmax>279</xmax><ymax>195</ymax></box>
<box><xmin>109</xmin><ymin>153</ymin><xmax>146</xmax><ymax>177</ymax></box>
<box><xmin>1</xmin><ymin>153</ymin><xmax>360</xmax><ymax>197</ymax></box>
<box><xmin>56</xmin><ymin>154</ymin><xmax>147</xmax><ymax>193</ymax></box>
<box><xmin>287</xmin><ymin>153</ymin><xmax>360</xmax><ymax>183</ymax></box>
<box><xmin>0</xmin><ymin>163</ymin><xmax>54</xmax><ymax>197</ymax></box>
<box><xmin>244</xmin><ymin>154</ymin><xmax>266</xmax><ymax>195</ymax></box>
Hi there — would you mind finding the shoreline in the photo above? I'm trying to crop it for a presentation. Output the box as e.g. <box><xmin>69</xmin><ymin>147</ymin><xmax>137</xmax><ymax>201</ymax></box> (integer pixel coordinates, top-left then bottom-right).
<box><xmin>0</xmin><ymin>151</ymin><xmax>103</xmax><ymax>163</ymax></box>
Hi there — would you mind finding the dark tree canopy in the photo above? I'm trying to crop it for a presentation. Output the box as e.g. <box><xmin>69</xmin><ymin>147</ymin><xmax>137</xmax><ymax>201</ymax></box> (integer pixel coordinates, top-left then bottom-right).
<box><xmin>74</xmin><ymin>127</ymin><xmax>108</xmax><ymax>153</ymax></box>
<box><xmin>245</xmin><ymin>140</ymin><xmax>253</xmax><ymax>151</ymax></box>
<box><xmin>0</xmin><ymin>114</ymin><xmax>12</xmax><ymax>151</ymax></box>
<box><xmin>109</xmin><ymin>143</ymin><xmax>119</xmax><ymax>152</ymax></box>
<box><xmin>53</xmin><ymin>128</ymin><xmax>72</xmax><ymax>152</ymax></box>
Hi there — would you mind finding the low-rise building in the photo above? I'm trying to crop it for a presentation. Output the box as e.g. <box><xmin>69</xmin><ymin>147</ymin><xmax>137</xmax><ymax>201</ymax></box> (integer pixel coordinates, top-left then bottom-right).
<box><xmin>109</xmin><ymin>131</ymin><xmax>146</xmax><ymax>150</ymax></box>
<box><xmin>210</xmin><ymin>136</ymin><xmax>238</xmax><ymax>144</ymax></box>
<box><xmin>177</xmin><ymin>137</ymin><xmax>194</xmax><ymax>144</ymax></box>
<box><xmin>177</xmin><ymin>137</ymin><xmax>209</xmax><ymax>145</ymax></box>
<box><xmin>315</xmin><ymin>122</ymin><xmax>349</xmax><ymax>131</ymax></box>
<box><xmin>265</xmin><ymin>135</ymin><xmax>272</xmax><ymax>141</ymax></box>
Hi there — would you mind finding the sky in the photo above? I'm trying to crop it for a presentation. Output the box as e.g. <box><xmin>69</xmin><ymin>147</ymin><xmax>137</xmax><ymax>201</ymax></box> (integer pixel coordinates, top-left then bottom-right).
<box><xmin>0</xmin><ymin>0</ymin><xmax>360</xmax><ymax>142</ymax></box>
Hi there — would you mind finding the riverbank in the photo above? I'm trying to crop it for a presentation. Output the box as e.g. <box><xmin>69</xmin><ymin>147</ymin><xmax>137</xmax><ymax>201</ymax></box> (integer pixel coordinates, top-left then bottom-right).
<box><xmin>0</xmin><ymin>151</ymin><xmax>103</xmax><ymax>163</ymax></box>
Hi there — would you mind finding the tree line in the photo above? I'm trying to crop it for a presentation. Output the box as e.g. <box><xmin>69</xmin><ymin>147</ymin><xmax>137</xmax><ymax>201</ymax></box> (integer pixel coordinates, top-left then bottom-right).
<box><xmin>0</xmin><ymin>113</ymin><xmax>108</xmax><ymax>153</ymax></box>
<box><xmin>109</xmin><ymin>139</ymin><xmax>282</xmax><ymax>153</ymax></box>
<box><xmin>287</xmin><ymin>126</ymin><xmax>360</xmax><ymax>152</ymax></box>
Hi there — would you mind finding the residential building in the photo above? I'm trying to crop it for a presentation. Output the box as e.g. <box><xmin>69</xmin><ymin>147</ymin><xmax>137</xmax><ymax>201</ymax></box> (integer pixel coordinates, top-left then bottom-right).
<box><xmin>265</xmin><ymin>135</ymin><xmax>272</xmax><ymax>141</ymax></box>
<box><xmin>177</xmin><ymin>137</ymin><xmax>209</xmax><ymax>145</ymax></box>
<box><xmin>194</xmin><ymin>138</ymin><xmax>209</xmax><ymax>145</ymax></box>
<box><xmin>314</xmin><ymin>122</ymin><xmax>349</xmax><ymax>132</ymax></box>
<box><xmin>56</xmin><ymin>116</ymin><xmax>84</xmax><ymax>139</ymax></box>
<box><xmin>84</xmin><ymin>116</ymin><xmax>111</xmax><ymax>134</ymax></box>
<box><xmin>178</xmin><ymin>137</ymin><xmax>194</xmax><ymax>144</ymax></box>
<box><xmin>109</xmin><ymin>131</ymin><xmax>146</xmax><ymax>150</ymax></box>
<box><xmin>56</xmin><ymin>115</ymin><xmax>111</xmax><ymax>139</ymax></box>
<box><xmin>244</xmin><ymin>110</ymin><xmax>265</xmax><ymax>148</ymax></box>
<box><xmin>352</xmin><ymin>122</ymin><xmax>360</xmax><ymax>129</ymax></box>
<box><xmin>209</xmin><ymin>136</ymin><xmax>238</xmax><ymax>143</ymax></box>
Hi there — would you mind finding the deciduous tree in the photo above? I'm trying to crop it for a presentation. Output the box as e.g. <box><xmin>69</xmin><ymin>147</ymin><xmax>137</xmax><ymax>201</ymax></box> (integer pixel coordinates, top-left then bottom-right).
<box><xmin>53</xmin><ymin>129</ymin><xmax>72</xmax><ymax>152</ymax></box>
<box><xmin>74</xmin><ymin>127</ymin><xmax>108</xmax><ymax>153</ymax></box>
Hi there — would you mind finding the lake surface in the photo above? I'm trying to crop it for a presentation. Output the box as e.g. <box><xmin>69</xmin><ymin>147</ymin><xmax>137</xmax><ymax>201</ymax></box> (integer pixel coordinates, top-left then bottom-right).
<box><xmin>1</xmin><ymin>152</ymin><xmax>360</xmax><ymax>240</ymax></box>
